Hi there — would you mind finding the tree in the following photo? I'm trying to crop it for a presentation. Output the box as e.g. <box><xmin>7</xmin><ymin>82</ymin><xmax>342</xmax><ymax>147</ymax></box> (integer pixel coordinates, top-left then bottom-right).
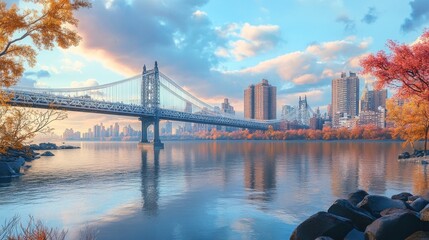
<box><xmin>0</xmin><ymin>0</ymin><xmax>90</xmax><ymax>151</ymax></box>
<box><xmin>0</xmin><ymin>104</ymin><xmax>67</xmax><ymax>153</ymax></box>
<box><xmin>361</xmin><ymin>30</ymin><xmax>429</xmax><ymax>102</ymax></box>
<box><xmin>387</xmin><ymin>98</ymin><xmax>429</xmax><ymax>152</ymax></box>
<box><xmin>0</xmin><ymin>0</ymin><xmax>91</xmax><ymax>87</ymax></box>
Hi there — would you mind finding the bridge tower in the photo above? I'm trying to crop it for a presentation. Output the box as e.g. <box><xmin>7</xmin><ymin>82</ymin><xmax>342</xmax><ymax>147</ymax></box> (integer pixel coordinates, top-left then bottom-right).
<box><xmin>139</xmin><ymin>62</ymin><xmax>164</xmax><ymax>149</ymax></box>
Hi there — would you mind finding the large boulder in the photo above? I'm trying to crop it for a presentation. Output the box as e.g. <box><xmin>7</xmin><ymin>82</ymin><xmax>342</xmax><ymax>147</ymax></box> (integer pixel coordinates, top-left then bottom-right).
<box><xmin>290</xmin><ymin>211</ymin><xmax>353</xmax><ymax>240</ymax></box>
<box><xmin>411</xmin><ymin>198</ymin><xmax>429</xmax><ymax>212</ymax></box>
<box><xmin>327</xmin><ymin>199</ymin><xmax>375</xmax><ymax>231</ymax></box>
<box><xmin>365</xmin><ymin>212</ymin><xmax>422</xmax><ymax>240</ymax></box>
<box><xmin>357</xmin><ymin>195</ymin><xmax>407</xmax><ymax>218</ymax></box>
<box><xmin>5</xmin><ymin>157</ymin><xmax>25</xmax><ymax>173</ymax></box>
<box><xmin>41</xmin><ymin>151</ymin><xmax>54</xmax><ymax>156</ymax></box>
<box><xmin>0</xmin><ymin>162</ymin><xmax>17</xmax><ymax>177</ymax></box>
<box><xmin>348</xmin><ymin>190</ymin><xmax>369</xmax><ymax>206</ymax></box>
<box><xmin>392</xmin><ymin>192</ymin><xmax>413</xmax><ymax>202</ymax></box>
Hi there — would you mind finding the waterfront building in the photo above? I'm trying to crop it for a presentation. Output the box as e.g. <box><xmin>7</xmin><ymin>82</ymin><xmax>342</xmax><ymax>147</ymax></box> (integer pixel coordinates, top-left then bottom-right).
<box><xmin>244</xmin><ymin>79</ymin><xmax>276</xmax><ymax>120</ymax></box>
<box><xmin>331</xmin><ymin>72</ymin><xmax>359</xmax><ymax>128</ymax></box>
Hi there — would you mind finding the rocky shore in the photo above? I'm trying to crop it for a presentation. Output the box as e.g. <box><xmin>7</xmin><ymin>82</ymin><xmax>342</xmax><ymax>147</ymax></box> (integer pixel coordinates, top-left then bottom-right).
<box><xmin>398</xmin><ymin>150</ymin><xmax>429</xmax><ymax>162</ymax></box>
<box><xmin>0</xmin><ymin>143</ymin><xmax>79</xmax><ymax>178</ymax></box>
<box><xmin>291</xmin><ymin>190</ymin><xmax>429</xmax><ymax>240</ymax></box>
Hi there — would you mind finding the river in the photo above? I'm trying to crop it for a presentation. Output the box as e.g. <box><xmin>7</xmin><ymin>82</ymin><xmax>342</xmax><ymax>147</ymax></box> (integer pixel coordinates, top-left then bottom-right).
<box><xmin>0</xmin><ymin>141</ymin><xmax>426</xmax><ymax>239</ymax></box>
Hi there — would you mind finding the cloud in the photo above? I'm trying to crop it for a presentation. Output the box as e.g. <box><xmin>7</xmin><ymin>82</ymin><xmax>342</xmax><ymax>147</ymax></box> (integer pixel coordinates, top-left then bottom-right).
<box><xmin>401</xmin><ymin>0</ymin><xmax>429</xmax><ymax>32</ymax></box>
<box><xmin>74</xmin><ymin>0</ymin><xmax>220</xmax><ymax>83</ymax></box>
<box><xmin>361</xmin><ymin>7</ymin><xmax>378</xmax><ymax>24</ymax></box>
<box><xmin>70</xmin><ymin>79</ymin><xmax>99</xmax><ymax>88</ymax></box>
<box><xmin>336</xmin><ymin>14</ymin><xmax>356</xmax><ymax>33</ymax></box>
<box><xmin>230</xmin><ymin>23</ymin><xmax>281</xmax><ymax>60</ymax></box>
<box><xmin>61</xmin><ymin>58</ymin><xmax>85</xmax><ymax>72</ymax></box>
<box><xmin>17</xmin><ymin>70</ymin><xmax>52</xmax><ymax>88</ymax></box>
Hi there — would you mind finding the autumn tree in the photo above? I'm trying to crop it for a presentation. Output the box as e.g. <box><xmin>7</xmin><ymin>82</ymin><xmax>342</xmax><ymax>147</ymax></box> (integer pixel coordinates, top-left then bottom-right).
<box><xmin>0</xmin><ymin>0</ymin><xmax>91</xmax><ymax>87</ymax></box>
<box><xmin>361</xmin><ymin>30</ymin><xmax>429</xmax><ymax>102</ymax></box>
<box><xmin>386</xmin><ymin>97</ymin><xmax>429</xmax><ymax>152</ymax></box>
<box><xmin>0</xmin><ymin>0</ymin><xmax>90</xmax><ymax>151</ymax></box>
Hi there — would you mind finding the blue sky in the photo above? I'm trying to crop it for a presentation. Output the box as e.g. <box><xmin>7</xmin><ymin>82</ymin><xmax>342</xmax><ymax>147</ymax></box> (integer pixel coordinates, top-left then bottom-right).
<box><xmin>8</xmin><ymin>0</ymin><xmax>429</xmax><ymax>133</ymax></box>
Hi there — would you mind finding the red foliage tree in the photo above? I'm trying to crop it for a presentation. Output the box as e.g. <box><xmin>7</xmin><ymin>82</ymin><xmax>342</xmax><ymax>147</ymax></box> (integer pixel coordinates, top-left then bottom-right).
<box><xmin>361</xmin><ymin>30</ymin><xmax>429</xmax><ymax>101</ymax></box>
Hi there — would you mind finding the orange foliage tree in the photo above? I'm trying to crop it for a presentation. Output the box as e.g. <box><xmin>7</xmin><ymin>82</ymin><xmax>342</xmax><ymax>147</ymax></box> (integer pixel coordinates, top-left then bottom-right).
<box><xmin>0</xmin><ymin>0</ymin><xmax>91</xmax><ymax>87</ymax></box>
<box><xmin>387</xmin><ymin>98</ymin><xmax>429</xmax><ymax>152</ymax></box>
<box><xmin>361</xmin><ymin>30</ymin><xmax>429</xmax><ymax>102</ymax></box>
<box><xmin>0</xmin><ymin>0</ymin><xmax>90</xmax><ymax>152</ymax></box>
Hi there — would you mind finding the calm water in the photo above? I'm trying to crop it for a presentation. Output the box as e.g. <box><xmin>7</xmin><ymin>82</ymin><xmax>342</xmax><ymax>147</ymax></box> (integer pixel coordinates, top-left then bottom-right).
<box><xmin>0</xmin><ymin>141</ymin><xmax>427</xmax><ymax>239</ymax></box>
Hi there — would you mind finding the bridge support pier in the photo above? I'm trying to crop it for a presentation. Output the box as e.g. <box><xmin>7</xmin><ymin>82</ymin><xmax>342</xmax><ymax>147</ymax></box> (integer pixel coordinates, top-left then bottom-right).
<box><xmin>153</xmin><ymin>118</ymin><xmax>164</xmax><ymax>149</ymax></box>
<box><xmin>138</xmin><ymin>116</ymin><xmax>164</xmax><ymax>149</ymax></box>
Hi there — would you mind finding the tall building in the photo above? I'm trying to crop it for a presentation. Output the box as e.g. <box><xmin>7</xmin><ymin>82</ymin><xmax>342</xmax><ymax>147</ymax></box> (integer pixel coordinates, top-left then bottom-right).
<box><xmin>360</xmin><ymin>84</ymin><xmax>387</xmax><ymax>113</ymax></box>
<box><xmin>332</xmin><ymin>72</ymin><xmax>359</xmax><ymax>128</ymax></box>
<box><xmin>244</xmin><ymin>79</ymin><xmax>276</xmax><ymax>120</ymax></box>
<box><xmin>221</xmin><ymin>98</ymin><xmax>235</xmax><ymax>115</ymax></box>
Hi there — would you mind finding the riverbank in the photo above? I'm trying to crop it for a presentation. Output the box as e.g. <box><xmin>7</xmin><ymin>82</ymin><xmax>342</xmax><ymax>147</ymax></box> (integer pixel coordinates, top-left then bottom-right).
<box><xmin>291</xmin><ymin>190</ymin><xmax>429</xmax><ymax>239</ymax></box>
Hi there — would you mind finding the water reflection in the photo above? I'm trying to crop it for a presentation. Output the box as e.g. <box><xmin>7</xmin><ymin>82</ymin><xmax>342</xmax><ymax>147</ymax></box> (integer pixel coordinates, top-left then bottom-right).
<box><xmin>140</xmin><ymin>148</ymin><xmax>160</xmax><ymax>215</ymax></box>
<box><xmin>1</xmin><ymin>141</ymin><xmax>429</xmax><ymax>239</ymax></box>
<box><xmin>243</xmin><ymin>143</ymin><xmax>276</xmax><ymax>202</ymax></box>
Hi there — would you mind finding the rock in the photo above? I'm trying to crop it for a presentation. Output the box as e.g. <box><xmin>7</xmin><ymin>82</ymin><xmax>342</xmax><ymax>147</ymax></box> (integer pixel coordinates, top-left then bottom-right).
<box><xmin>398</xmin><ymin>152</ymin><xmax>410</xmax><ymax>159</ymax></box>
<box><xmin>365</xmin><ymin>212</ymin><xmax>422</xmax><ymax>240</ymax></box>
<box><xmin>405</xmin><ymin>231</ymin><xmax>429</xmax><ymax>240</ymax></box>
<box><xmin>41</xmin><ymin>151</ymin><xmax>54</xmax><ymax>156</ymax></box>
<box><xmin>6</xmin><ymin>157</ymin><xmax>25</xmax><ymax>173</ymax></box>
<box><xmin>38</xmin><ymin>143</ymin><xmax>58</xmax><ymax>150</ymax></box>
<box><xmin>348</xmin><ymin>190</ymin><xmax>369</xmax><ymax>206</ymax></box>
<box><xmin>411</xmin><ymin>198</ymin><xmax>429</xmax><ymax>212</ymax></box>
<box><xmin>315</xmin><ymin>237</ymin><xmax>334</xmax><ymax>240</ymax></box>
<box><xmin>420</xmin><ymin>204</ymin><xmax>429</xmax><ymax>221</ymax></box>
<box><xmin>380</xmin><ymin>208</ymin><xmax>419</xmax><ymax>217</ymax></box>
<box><xmin>58</xmin><ymin>145</ymin><xmax>80</xmax><ymax>149</ymax></box>
<box><xmin>422</xmin><ymin>160</ymin><xmax>429</xmax><ymax>165</ymax></box>
<box><xmin>327</xmin><ymin>199</ymin><xmax>375</xmax><ymax>231</ymax></box>
<box><xmin>357</xmin><ymin>195</ymin><xmax>407</xmax><ymax>218</ymax></box>
<box><xmin>392</xmin><ymin>192</ymin><xmax>413</xmax><ymax>202</ymax></box>
<box><xmin>290</xmin><ymin>211</ymin><xmax>354</xmax><ymax>240</ymax></box>
<box><xmin>344</xmin><ymin>228</ymin><xmax>364</xmax><ymax>240</ymax></box>
<box><xmin>0</xmin><ymin>162</ymin><xmax>15</xmax><ymax>177</ymax></box>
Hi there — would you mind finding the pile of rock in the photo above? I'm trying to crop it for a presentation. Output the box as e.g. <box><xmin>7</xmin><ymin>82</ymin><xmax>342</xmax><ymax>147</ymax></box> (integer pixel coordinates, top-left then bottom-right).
<box><xmin>29</xmin><ymin>142</ymin><xmax>80</xmax><ymax>150</ymax></box>
<box><xmin>398</xmin><ymin>150</ymin><xmax>429</xmax><ymax>160</ymax></box>
<box><xmin>291</xmin><ymin>190</ymin><xmax>429</xmax><ymax>240</ymax></box>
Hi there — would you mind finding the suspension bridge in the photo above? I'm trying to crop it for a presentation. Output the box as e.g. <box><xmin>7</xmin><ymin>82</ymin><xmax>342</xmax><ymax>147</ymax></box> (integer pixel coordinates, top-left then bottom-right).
<box><xmin>4</xmin><ymin>62</ymin><xmax>283</xmax><ymax>149</ymax></box>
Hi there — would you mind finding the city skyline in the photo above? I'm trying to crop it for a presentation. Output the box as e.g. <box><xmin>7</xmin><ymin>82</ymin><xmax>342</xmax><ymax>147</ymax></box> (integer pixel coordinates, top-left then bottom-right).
<box><xmin>9</xmin><ymin>0</ymin><xmax>428</xmax><ymax>133</ymax></box>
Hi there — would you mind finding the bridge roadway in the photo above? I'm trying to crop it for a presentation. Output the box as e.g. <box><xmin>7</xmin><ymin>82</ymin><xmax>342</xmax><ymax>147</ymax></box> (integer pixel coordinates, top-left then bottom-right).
<box><xmin>7</xmin><ymin>90</ymin><xmax>270</xmax><ymax>133</ymax></box>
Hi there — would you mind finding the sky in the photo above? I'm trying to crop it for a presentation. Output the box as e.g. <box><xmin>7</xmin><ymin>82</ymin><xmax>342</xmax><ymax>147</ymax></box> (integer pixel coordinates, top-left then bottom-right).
<box><xmin>6</xmin><ymin>0</ymin><xmax>429</xmax><ymax>134</ymax></box>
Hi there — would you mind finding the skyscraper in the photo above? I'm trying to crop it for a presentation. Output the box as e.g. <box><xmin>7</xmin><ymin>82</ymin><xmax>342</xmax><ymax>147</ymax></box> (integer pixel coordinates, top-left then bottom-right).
<box><xmin>244</xmin><ymin>79</ymin><xmax>276</xmax><ymax>120</ymax></box>
<box><xmin>221</xmin><ymin>98</ymin><xmax>235</xmax><ymax>115</ymax></box>
<box><xmin>331</xmin><ymin>72</ymin><xmax>359</xmax><ymax>128</ymax></box>
<box><xmin>360</xmin><ymin>83</ymin><xmax>387</xmax><ymax>113</ymax></box>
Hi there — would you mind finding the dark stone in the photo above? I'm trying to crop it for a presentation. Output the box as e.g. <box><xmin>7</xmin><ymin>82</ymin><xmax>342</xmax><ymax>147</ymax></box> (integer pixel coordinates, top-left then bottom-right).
<box><xmin>380</xmin><ymin>208</ymin><xmax>419</xmax><ymax>217</ymax></box>
<box><xmin>0</xmin><ymin>162</ymin><xmax>15</xmax><ymax>177</ymax></box>
<box><xmin>347</xmin><ymin>190</ymin><xmax>369</xmax><ymax>206</ymax></box>
<box><xmin>327</xmin><ymin>199</ymin><xmax>375</xmax><ymax>231</ymax></box>
<box><xmin>6</xmin><ymin>157</ymin><xmax>25</xmax><ymax>173</ymax></box>
<box><xmin>58</xmin><ymin>145</ymin><xmax>80</xmax><ymax>149</ymax></box>
<box><xmin>411</xmin><ymin>198</ymin><xmax>429</xmax><ymax>212</ymax></box>
<box><xmin>392</xmin><ymin>192</ymin><xmax>413</xmax><ymax>202</ymax></box>
<box><xmin>405</xmin><ymin>231</ymin><xmax>429</xmax><ymax>240</ymax></box>
<box><xmin>398</xmin><ymin>152</ymin><xmax>410</xmax><ymax>159</ymax></box>
<box><xmin>344</xmin><ymin>229</ymin><xmax>364</xmax><ymax>240</ymax></box>
<box><xmin>290</xmin><ymin>211</ymin><xmax>354</xmax><ymax>240</ymax></box>
<box><xmin>357</xmin><ymin>195</ymin><xmax>407</xmax><ymax>218</ymax></box>
<box><xmin>365</xmin><ymin>212</ymin><xmax>422</xmax><ymax>240</ymax></box>
<box><xmin>41</xmin><ymin>151</ymin><xmax>54</xmax><ymax>156</ymax></box>
<box><xmin>315</xmin><ymin>237</ymin><xmax>334</xmax><ymax>240</ymax></box>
